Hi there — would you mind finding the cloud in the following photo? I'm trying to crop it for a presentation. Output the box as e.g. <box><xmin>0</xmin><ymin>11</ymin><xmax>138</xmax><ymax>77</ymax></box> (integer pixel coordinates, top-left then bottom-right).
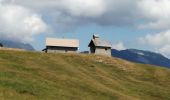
<box><xmin>8</xmin><ymin>0</ymin><xmax>138</xmax><ymax>27</ymax></box>
<box><xmin>10</xmin><ymin>0</ymin><xmax>106</xmax><ymax>17</ymax></box>
<box><xmin>63</xmin><ymin>0</ymin><xmax>106</xmax><ymax>17</ymax></box>
<box><xmin>112</xmin><ymin>42</ymin><xmax>126</xmax><ymax>50</ymax></box>
<box><xmin>1</xmin><ymin>0</ymin><xmax>159</xmax><ymax>30</ymax></box>
<box><xmin>3</xmin><ymin>0</ymin><xmax>135</xmax><ymax>44</ymax></box>
<box><xmin>138</xmin><ymin>0</ymin><xmax>170</xmax><ymax>30</ymax></box>
<box><xmin>2</xmin><ymin>0</ymin><xmax>170</xmax><ymax>30</ymax></box>
<box><xmin>137</xmin><ymin>0</ymin><xmax>170</xmax><ymax>57</ymax></box>
<box><xmin>156</xmin><ymin>45</ymin><xmax>170</xmax><ymax>57</ymax></box>
<box><xmin>139</xmin><ymin>30</ymin><xmax>170</xmax><ymax>57</ymax></box>
<box><xmin>1</xmin><ymin>0</ymin><xmax>170</xmax><ymax>47</ymax></box>
<box><xmin>139</xmin><ymin>30</ymin><xmax>170</xmax><ymax>46</ymax></box>
<box><xmin>0</xmin><ymin>2</ymin><xmax>48</xmax><ymax>42</ymax></box>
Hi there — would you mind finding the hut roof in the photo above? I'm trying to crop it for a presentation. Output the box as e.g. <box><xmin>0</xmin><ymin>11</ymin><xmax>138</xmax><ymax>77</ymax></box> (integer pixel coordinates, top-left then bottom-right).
<box><xmin>46</xmin><ymin>38</ymin><xmax>79</xmax><ymax>48</ymax></box>
<box><xmin>88</xmin><ymin>38</ymin><xmax>112</xmax><ymax>48</ymax></box>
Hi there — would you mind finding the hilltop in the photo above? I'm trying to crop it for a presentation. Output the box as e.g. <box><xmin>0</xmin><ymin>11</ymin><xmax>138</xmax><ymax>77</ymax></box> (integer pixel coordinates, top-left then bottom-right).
<box><xmin>0</xmin><ymin>50</ymin><xmax>170</xmax><ymax>100</ymax></box>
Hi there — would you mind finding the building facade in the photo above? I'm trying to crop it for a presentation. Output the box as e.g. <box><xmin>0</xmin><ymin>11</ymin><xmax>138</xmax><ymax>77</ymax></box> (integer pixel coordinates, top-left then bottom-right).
<box><xmin>88</xmin><ymin>35</ymin><xmax>112</xmax><ymax>57</ymax></box>
<box><xmin>43</xmin><ymin>38</ymin><xmax>79</xmax><ymax>53</ymax></box>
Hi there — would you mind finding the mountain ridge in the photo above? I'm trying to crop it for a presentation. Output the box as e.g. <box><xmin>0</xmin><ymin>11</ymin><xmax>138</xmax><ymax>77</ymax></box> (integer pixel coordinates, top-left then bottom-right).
<box><xmin>112</xmin><ymin>49</ymin><xmax>170</xmax><ymax>68</ymax></box>
<box><xmin>0</xmin><ymin>40</ymin><xmax>34</xmax><ymax>51</ymax></box>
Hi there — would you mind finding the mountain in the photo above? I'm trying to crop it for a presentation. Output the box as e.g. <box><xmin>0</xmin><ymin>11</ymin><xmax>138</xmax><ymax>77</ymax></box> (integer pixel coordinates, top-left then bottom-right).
<box><xmin>0</xmin><ymin>50</ymin><xmax>170</xmax><ymax>100</ymax></box>
<box><xmin>0</xmin><ymin>40</ymin><xmax>34</xmax><ymax>50</ymax></box>
<box><xmin>112</xmin><ymin>49</ymin><xmax>170</xmax><ymax>68</ymax></box>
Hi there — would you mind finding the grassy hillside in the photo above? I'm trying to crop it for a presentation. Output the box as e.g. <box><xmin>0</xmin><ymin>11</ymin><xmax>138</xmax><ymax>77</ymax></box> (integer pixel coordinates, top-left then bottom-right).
<box><xmin>0</xmin><ymin>50</ymin><xmax>170</xmax><ymax>100</ymax></box>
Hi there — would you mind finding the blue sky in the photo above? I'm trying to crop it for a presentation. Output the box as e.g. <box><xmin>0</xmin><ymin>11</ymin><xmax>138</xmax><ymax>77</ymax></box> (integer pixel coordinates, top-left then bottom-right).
<box><xmin>33</xmin><ymin>24</ymin><xmax>153</xmax><ymax>51</ymax></box>
<box><xmin>1</xmin><ymin>0</ymin><xmax>170</xmax><ymax>57</ymax></box>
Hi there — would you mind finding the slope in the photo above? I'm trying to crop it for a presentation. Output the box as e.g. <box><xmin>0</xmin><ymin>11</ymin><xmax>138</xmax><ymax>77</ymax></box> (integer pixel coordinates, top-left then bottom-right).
<box><xmin>0</xmin><ymin>50</ymin><xmax>170</xmax><ymax>100</ymax></box>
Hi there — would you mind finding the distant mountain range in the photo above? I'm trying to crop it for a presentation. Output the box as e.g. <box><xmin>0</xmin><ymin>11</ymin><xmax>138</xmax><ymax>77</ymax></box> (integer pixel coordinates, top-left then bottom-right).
<box><xmin>112</xmin><ymin>49</ymin><xmax>170</xmax><ymax>68</ymax></box>
<box><xmin>0</xmin><ymin>40</ymin><xmax>34</xmax><ymax>51</ymax></box>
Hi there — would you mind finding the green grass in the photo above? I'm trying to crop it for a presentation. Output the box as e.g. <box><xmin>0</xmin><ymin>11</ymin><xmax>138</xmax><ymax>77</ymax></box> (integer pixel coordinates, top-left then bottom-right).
<box><xmin>0</xmin><ymin>50</ymin><xmax>170</xmax><ymax>100</ymax></box>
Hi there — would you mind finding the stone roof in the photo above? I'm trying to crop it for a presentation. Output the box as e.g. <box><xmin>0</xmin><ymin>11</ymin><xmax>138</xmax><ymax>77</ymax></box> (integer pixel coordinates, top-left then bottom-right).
<box><xmin>91</xmin><ymin>39</ymin><xmax>112</xmax><ymax>47</ymax></box>
<box><xmin>88</xmin><ymin>35</ymin><xmax>112</xmax><ymax>48</ymax></box>
<box><xmin>46</xmin><ymin>38</ymin><xmax>79</xmax><ymax>48</ymax></box>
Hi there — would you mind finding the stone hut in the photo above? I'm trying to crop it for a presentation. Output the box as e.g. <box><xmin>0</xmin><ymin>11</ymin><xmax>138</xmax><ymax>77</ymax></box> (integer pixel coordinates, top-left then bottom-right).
<box><xmin>88</xmin><ymin>35</ymin><xmax>112</xmax><ymax>57</ymax></box>
<box><xmin>43</xmin><ymin>38</ymin><xmax>79</xmax><ymax>53</ymax></box>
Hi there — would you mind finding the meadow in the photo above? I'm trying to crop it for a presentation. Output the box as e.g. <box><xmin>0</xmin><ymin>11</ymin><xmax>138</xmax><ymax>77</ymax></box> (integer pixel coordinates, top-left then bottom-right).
<box><xmin>0</xmin><ymin>50</ymin><xmax>170</xmax><ymax>100</ymax></box>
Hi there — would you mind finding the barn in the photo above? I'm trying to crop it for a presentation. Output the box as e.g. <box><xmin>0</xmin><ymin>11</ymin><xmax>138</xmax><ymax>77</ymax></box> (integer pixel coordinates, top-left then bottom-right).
<box><xmin>43</xmin><ymin>38</ymin><xmax>79</xmax><ymax>53</ymax></box>
<box><xmin>88</xmin><ymin>35</ymin><xmax>112</xmax><ymax>57</ymax></box>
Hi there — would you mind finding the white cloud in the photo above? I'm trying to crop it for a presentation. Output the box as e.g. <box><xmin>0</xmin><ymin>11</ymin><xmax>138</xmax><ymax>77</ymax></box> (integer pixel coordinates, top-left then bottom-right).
<box><xmin>157</xmin><ymin>45</ymin><xmax>170</xmax><ymax>57</ymax></box>
<box><xmin>1</xmin><ymin>0</ymin><xmax>170</xmax><ymax>30</ymax></box>
<box><xmin>0</xmin><ymin>3</ymin><xmax>48</xmax><ymax>42</ymax></box>
<box><xmin>8</xmin><ymin>0</ymin><xmax>138</xmax><ymax>26</ymax></box>
<box><xmin>0</xmin><ymin>0</ymin><xmax>109</xmax><ymax>35</ymax></box>
<box><xmin>139</xmin><ymin>30</ymin><xmax>170</xmax><ymax>57</ymax></box>
<box><xmin>138</xmin><ymin>0</ymin><xmax>170</xmax><ymax>30</ymax></box>
<box><xmin>9</xmin><ymin>0</ymin><xmax>106</xmax><ymax>17</ymax></box>
<box><xmin>138</xmin><ymin>0</ymin><xmax>170</xmax><ymax>57</ymax></box>
<box><xmin>1</xmin><ymin>0</ymin><xmax>170</xmax><ymax>48</ymax></box>
<box><xmin>139</xmin><ymin>30</ymin><xmax>170</xmax><ymax>46</ymax></box>
<box><xmin>0</xmin><ymin>0</ymin><xmax>142</xmax><ymax>29</ymax></box>
<box><xmin>112</xmin><ymin>42</ymin><xmax>126</xmax><ymax>50</ymax></box>
<box><xmin>62</xmin><ymin>0</ymin><xmax>106</xmax><ymax>17</ymax></box>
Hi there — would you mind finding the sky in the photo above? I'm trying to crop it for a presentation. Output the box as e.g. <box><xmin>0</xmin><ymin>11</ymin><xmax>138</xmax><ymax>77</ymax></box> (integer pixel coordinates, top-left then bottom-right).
<box><xmin>1</xmin><ymin>0</ymin><xmax>170</xmax><ymax>57</ymax></box>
